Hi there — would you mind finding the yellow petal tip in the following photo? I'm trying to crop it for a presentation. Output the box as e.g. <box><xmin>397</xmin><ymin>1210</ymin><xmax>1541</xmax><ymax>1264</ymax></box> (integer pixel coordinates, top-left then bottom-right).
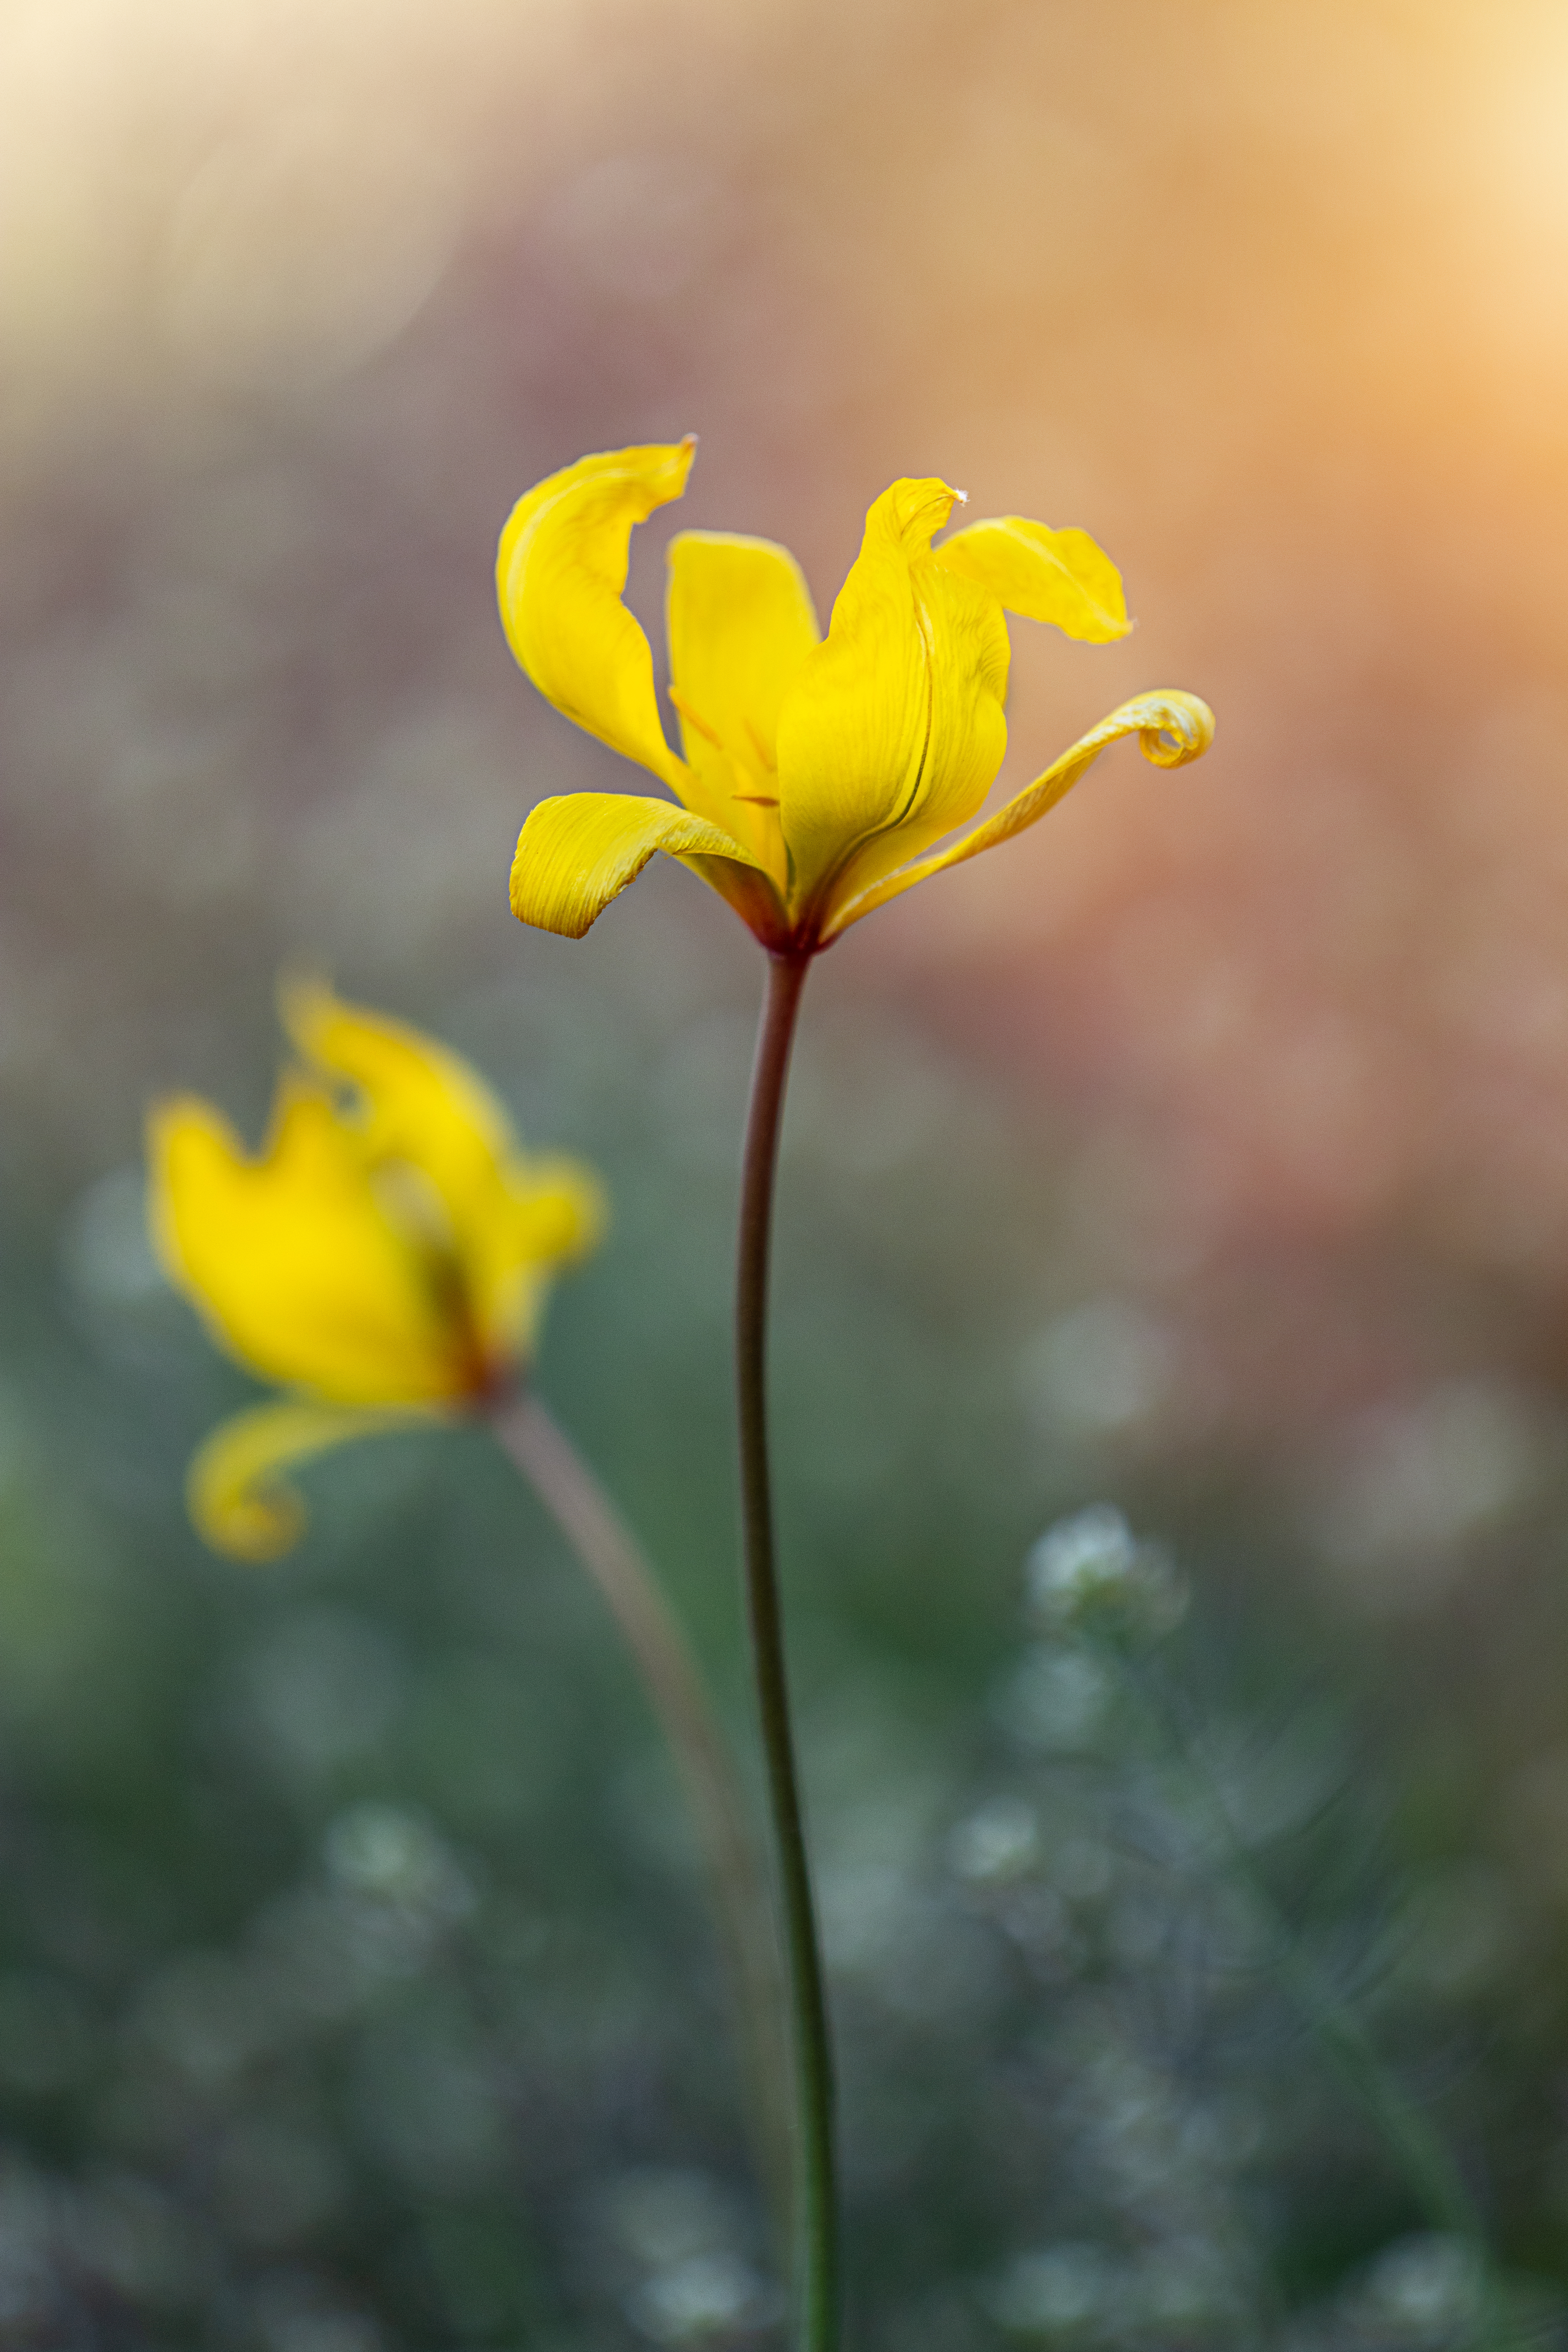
<box><xmin>192</xmin><ymin>1475</ymin><xmax>305</xmax><ymax>1563</ymax></box>
<box><xmin>185</xmin><ymin>1402</ymin><xmax>415</xmax><ymax>1564</ymax></box>
<box><xmin>1136</xmin><ymin>690</ymin><xmax>1215</xmax><ymax>768</ymax></box>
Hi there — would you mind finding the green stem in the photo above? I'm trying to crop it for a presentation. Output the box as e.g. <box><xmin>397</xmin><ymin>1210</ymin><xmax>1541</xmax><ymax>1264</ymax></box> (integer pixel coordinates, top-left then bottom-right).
<box><xmin>490</xmin><ymin>1390</ymin><xmax>793</xmax><ymax>2251</ymax></box>
<box><xmin>1136</xmin><ymin>1660</ymin><xmax>1514</xmax><ymax>2352</ymax></box>
<box><xmin>736</xmin><ymin>948</ymin><xmax>839</xmax><ymax>2352</ymax></box>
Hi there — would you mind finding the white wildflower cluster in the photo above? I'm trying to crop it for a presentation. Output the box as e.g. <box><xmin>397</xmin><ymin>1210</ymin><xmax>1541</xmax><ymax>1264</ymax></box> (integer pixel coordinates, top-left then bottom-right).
<box><xmin>1025</xmin><ymin>1505</ymin><xmax>1188</xmax><ymax>1647</ymax></box>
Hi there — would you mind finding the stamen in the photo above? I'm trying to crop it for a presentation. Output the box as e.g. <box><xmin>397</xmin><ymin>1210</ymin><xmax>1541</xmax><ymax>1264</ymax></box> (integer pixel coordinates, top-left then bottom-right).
<box><xmin>744</xmin><ymin>719</ymin><xmax>778</xmax><ymax>775</ymax></box>
<box><xmin>668</xmin><ymin>687</ymin><xmax>724</xmax><ymax>749</ymax></box>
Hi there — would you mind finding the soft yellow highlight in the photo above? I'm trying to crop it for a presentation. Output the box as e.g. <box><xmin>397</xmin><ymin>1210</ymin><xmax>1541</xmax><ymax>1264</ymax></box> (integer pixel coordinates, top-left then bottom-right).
<box><xmin>501</xmin><ymin>441</ymin><xmax>1214</xmax><ymax>954</ymax></box>
<box><xmin>149</xmin><ymin>982</ymin><xmax>604</xmax><ymax>1557</ymax></box>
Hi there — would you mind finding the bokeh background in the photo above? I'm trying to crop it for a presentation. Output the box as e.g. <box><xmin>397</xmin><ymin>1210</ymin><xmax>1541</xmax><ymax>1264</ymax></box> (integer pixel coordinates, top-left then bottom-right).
<box><xmin>5</xmin><ymin>0</ymin><xmax>1568</xmax><ymax>2341</ymax></box>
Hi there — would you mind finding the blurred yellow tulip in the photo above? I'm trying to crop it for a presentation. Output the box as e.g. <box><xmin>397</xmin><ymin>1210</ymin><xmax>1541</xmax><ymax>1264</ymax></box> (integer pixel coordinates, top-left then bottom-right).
<box><xmin>147</xmin><ymin>981</ymin><xmax>604</xmax><ymax>1559</ymax></box>
<box><xmin>501</xmin><ymin>440</ymin><xmax>1214</xmax><ymax>953</ymax></box>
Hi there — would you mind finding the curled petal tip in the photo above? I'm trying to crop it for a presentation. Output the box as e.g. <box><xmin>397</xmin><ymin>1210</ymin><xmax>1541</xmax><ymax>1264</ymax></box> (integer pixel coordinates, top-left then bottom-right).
<box><xmin>820</xmin><ymin>685</ymin><xmax>1219</xmax><ymax>939</ymax></box>
<box><xmin>198</xmin><ymin>1480</ymin><xmax>305</xmax><ymax>1564</ymax></box>
<box><xmin>187</xmin><ymin>1402</ymin><xmax>425</xmax><ymax>1563</ymax></box>
<box><xmin>1135</xmin><ymin>691</ymin><xmax>1216</xmax><ymax>769</ymax></box>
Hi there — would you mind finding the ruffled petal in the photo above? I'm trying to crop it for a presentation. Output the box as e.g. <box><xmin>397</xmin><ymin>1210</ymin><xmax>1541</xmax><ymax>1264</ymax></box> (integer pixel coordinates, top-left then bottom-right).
<box><xmin>774</xmin><ymin>478</ymin><xmax>1010</xmax><ymax>926</ymax></box>
<box><xmin>496</xmin><ymin>441</ymin><xmax>694</xmax><ymax>793</ymax></box>
<box><xmin>665</xmin><ymin>530</ymin><xmax>819</xmax><ymax>884</ymax></box>
<box><xmin>510</xmin><ymin>791</ymin><xmax>781</xmax><ymax>941</ymax></box>
<box><xmin>824</xmin><ymin>690</ymin><xmax>1216</xmax><ymax>938</ymax></box>
<box><xmin>934</xmin><ymin>515</ymin><xmax>1129</xmax><ymax>642</ymax></box>
<box><xmin>188</xmin><ymin>1399</ymin><xmax>435</xmax><ymax>1561</ymax></box>
<box><xmin>149</xmin><ymin>1088</ymin><xmax>468</xmax><ymax>1405</ymax></box>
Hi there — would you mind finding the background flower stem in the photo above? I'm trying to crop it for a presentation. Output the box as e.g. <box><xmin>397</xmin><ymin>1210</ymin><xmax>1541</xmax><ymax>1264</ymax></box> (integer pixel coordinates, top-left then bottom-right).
<box><xmin>1130</xmin><ymin>1653</ymin><xmax>1517</xmax><ymax>2352</ymax></box>
<box><xmin>490</xmin><ymin>1390</ymin><xmax>793</xmax><ymax>2253</ymax></box>
<box><xmin>736</xmin><ymin>947</ymin><xmax>839</xmax><ymax>2352</ymax></box>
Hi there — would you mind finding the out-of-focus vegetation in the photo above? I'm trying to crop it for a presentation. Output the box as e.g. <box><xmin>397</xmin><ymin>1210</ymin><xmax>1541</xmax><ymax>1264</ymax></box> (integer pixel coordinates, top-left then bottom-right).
<box><xmin>6</xmin><ymin>0</ymin><xmax>1568</xmax><ymax>2341</ymax></box>
<box><xmin>16</xmin><ymin>960</ymin><xmax>1568</xmax><ymax>2347</ymax></box>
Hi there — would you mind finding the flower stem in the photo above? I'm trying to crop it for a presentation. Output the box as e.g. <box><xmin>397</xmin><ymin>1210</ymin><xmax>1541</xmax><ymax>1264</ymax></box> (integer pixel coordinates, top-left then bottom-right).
<box><xmin>736</xmin><ymin>948</ymin><xmax>838</xmax><ymax>2352</ymax></box>
<box><xmin>490</xmin><ymin>1390</ymin><xmax>793</xmax><ymax>2248</ymax></box>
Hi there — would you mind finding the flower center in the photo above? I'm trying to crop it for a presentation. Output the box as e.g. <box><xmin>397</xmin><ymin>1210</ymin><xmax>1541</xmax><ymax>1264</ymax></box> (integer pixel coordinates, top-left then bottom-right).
<box><xmin>669</xmin><ymin>687</ymin><xmax>789</xmax><ymax>879</ymax></box>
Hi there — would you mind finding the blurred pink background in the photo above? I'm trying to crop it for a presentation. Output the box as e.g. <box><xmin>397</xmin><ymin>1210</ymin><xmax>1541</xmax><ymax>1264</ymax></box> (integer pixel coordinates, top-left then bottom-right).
<box><xmin>6</xmin><ymin>0</ymin><xmax>1568</xmax><ymax>1573</ymax></box>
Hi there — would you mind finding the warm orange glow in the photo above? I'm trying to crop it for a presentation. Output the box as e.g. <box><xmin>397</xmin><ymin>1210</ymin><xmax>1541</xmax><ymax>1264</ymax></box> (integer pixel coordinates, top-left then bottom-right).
<box><xmin>7</xmin><ymin>0</ymin><xmax>1568</xmax><ymax>1399</ymax></box>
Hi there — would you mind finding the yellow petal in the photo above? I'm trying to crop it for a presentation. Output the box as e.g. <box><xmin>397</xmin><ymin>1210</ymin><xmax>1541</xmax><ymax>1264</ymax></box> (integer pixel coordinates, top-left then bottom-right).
<box><xmin>665</xmin><ymin>530</ymin><xmax>819</xmax><ymax>883</ymax></box>
<box><xmin>509</xmin><ymin>1154</ymin><xmax>606</xmax><ymax>1270</ymax></box>
<box><xmin>496</xmin><ymin>441</ymin><xmax>694</xmax><ymax>793</ymax></box>
<box><xmin>934</xmin><ymin>515</ymin><xmax>1130</xmax><ymax>643</ymax></box>
<box><xmin>774</xmin><ymin>477</ymin><xmax>1010</xmax><ymax>926</ymax></box>
<box><xmin>284</xmin><ymin>976</ymin><xmax>513</xmax><ymax>1201</ymax></box>
<box><xmin>510</xmin><ymin>791</ymin><xmax>785</xmax><ymax>943</ymax></box>
<box><xmin>824</xmin><ymin>690</ymin><xmax>1216</xmax><ymax>938</ymax></box>
<box><xmin>188</xmin><ymin>1398</ymin><xmax>434</xmax><ymax>1561</ymax></box>
<box><xmin>149</xmin><ymin>1087</ymin><xmax>469</xmax><ymax>1405</ymax></box>
<box><xmin>283</xmin><ymin>977</ymin><xmax>605</xmax><ymax>1373</ymax></box>
<box><xmin>477</xmin><ymin>1154</ymin><xmax>607</xmax><ymax>1366</ymax></box>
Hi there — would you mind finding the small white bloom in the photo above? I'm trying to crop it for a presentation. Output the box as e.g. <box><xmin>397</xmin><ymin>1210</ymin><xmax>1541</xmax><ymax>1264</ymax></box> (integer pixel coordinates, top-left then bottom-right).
<box><xmin>1025</xmin><ymin>1506</ymin><xmax>1187</xmax><ymax>1642</ymax></box>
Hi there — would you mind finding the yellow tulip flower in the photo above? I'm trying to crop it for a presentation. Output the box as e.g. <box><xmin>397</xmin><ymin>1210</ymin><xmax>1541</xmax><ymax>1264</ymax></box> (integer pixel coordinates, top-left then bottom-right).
<box><xmin>501</xmin><ymin>440</ymin><xmax>1214</xmax><ymax>952</ymax></box>
<box><xmin>147</xmin><ymin>981</ymin><xmax>604</xmax><ymax>1561</ymax></box>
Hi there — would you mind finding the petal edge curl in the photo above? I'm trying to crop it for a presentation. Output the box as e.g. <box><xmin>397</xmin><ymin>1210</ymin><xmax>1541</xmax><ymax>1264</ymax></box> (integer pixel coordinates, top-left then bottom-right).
<box><xmin>510</xmin><ymin>793</ymin><xmax>771</xmax><ymax>940</ymax></box>
<box><xmin>189</xmin><ymin>1399</ymin><xmax>436</xmax><ymax>1562</ymax></box>
<box><xmin>824</xmin><ymin>690</ymin><xmax>1215</xmax><ymax>937</ymax></box>
<box><xmin>935</xmin><ymin>516</ymin><xmax>1130</xmax><ymax>643</ymax></box>
<box><xmin>497</xmin><ymin>441</ymin><xmax>695</xmax><ymax>793</ymax></box>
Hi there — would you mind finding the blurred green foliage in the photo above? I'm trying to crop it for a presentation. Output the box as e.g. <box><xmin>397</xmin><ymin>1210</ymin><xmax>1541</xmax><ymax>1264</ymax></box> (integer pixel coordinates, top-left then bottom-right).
<box><xmin>0</xmin><ymin>934</ymin><xmax>1566</xmax><ymax>2347</ymax></box>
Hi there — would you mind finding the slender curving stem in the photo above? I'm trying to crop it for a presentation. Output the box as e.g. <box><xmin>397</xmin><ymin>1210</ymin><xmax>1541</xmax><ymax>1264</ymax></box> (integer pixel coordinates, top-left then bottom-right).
<box><xmin>736</xmin><ymin>947</ymin><xmax>839</xmax><ymax>2352</ymax></box>
<box><xmin>490</xmin><ymin>1388</ymin><xmax>792</xmax><ymax>2245</ymax></box>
